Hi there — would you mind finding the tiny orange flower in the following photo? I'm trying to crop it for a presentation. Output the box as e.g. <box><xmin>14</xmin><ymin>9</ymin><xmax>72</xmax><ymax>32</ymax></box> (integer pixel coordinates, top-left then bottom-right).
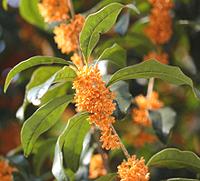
<box><xmin>144</xmin><ymin>51</ymin><xmax>169</xmax><ymax>64</ymax></box>
<box><xmin>117</xmin><ymin>155</ymin><xmax>150</xmax><ymax>181</ymax></box>
<box><xmin>145</xmin><ymin>0</ymin><xmax>174</xmax><ymax>45</ymax></box>
<box><xmin>73</xmin><ymin>65</ymin><xmax>120</xmax><ymax>150</ymax></box>
<box><xmin>0</xmin><ymin>160</ymin><xmax>16</xmax><ymax>181</ymax></box>
<box><xmin>89</xmin><ymin>154</ymin><xmax>107</xmax><ymax>179</ymax></box>
<box><xmin>70</xmin><ymin>53</ymin><xmax>83</xmax><ymax>69</ymax></box>
<box><xmin>38</xmin><ymin>0</ymin><xmax>70</xmax><ymax>23</ymax></box>
<box><xmin>54</xmin><ymin>14</ymin><xmax>85</xmax><ymax>54</ymax></box>
<box><xmin>132</xmin><ymin>91</ymin><xmax>163</xmax><ymax>126</ymax></box>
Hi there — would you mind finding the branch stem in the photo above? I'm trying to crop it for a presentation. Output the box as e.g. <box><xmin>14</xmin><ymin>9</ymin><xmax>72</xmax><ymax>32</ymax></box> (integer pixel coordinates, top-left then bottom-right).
<box><xmin>146</xmin><ymin>78</ymin><xmax>155</xmax><ymax>99</ymax></box>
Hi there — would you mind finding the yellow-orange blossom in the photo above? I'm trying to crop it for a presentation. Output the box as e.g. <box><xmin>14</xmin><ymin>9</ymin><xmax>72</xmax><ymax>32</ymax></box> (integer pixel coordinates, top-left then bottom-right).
<box><xmin>73</xmin><ymin>65</ymin><xmax>120</xmax><ymax>150</ymax></box>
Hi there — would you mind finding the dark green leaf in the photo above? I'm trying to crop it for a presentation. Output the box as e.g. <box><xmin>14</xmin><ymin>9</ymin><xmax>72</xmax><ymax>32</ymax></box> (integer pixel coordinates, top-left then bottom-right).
<box><xmin>4</xmin><ymin>56</ymin><xmax>70</xmax><ymax>93</ymax></box>
<box><xmin>19</xmin><ymin>0</ymin><xmax>45</xmax><ymax>29</ymax></box>
<box><xmin>107</xmin><ymin>60</ymin><xmax>200</xmax><ymax>99</ymax></box>
<box><xmin>147</xmin><ymin>148</ymin><xmax>200</xmax><ymax>173</ymax></box>
<box><xmin>95</xmin><ymin>173</ymin><xmax>117</xmax><ymax>181</ymax></box>
<box><xmin>98</xmin><ymin>43</ymin><xmax>126</xmax><ymax>68</ymax></box>
<box><xmin>21</xmin><ymin>95</ymin><xmax>73</xmax><ymax>157</ymax></box>
<box><xmin>52</xmin><ymin>112</ymin><xmax>89</xmax><ymax>180</ymax></box>
<box><xmin>149</xmin><ymin>107</ymin><xmax>176</xmax><ymax>144</ymax></box>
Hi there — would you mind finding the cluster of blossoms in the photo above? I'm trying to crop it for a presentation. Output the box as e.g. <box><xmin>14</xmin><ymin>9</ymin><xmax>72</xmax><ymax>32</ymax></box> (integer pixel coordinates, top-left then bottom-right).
<box><xmin>73</xmin><ymin>65</ymin><xmax>120</xmax><ymax>150</ymax></box>
<box><xmin>132</xmin><ymin>91</ymin><xmax>163</xmax><ymax>126</ymax></box>
<box><xmin>144</xmin><ymin>51</ymin><xmax>169</xmax><ymax>64</ymax></box>
<box><xmin>38</xmin><ymin>0</ymin><xmax>70</xmax><ymax>23</ymax></box>
<box><xmin>0</xmin><ymin>160</ymin><xmax>16</xmax><ymax>181</ymax></box>
<box><xmin>118</xmin><ymin>155</ymin><xmax>150</xmax><ymax>181</ymax></box>
<box><xmin>54</xmin><ymin>14</ymin><xmax>85</xmax><ymax>54</ymax></box>
<box><xmin>89</xmin><ymin>154</ymin><xmax>107</xmax><ymax>179</ymax></box>
<box><xmin>38</xmin><ymin>0</ymin><xmax>85</xmax><ymax>66</ymax></box>
<box><xmin>145</xmin><ymin>0</ymin><xmax>174</xmax><ymax>45</ymax></box>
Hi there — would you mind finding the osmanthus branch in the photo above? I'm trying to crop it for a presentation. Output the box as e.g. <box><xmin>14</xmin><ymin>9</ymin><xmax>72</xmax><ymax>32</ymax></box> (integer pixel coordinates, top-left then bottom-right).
<box><xmin>146</xmin><ymin>77</ymin><xmax>155</xmax><ymax>99</ymax></box>
<box><xmin>68</xmin><ymin>0</ymin><xmax>85</xmax><ymax>65</ymax></box>
<box><xmin>92</xmin><ymin>126</ymin><xmax>110</xmax><ymax>171</ymax></box>
<box><xmin>111</xmin><ymin>125</ymin><xmax>130</xmax><ymax>159</ymax></box>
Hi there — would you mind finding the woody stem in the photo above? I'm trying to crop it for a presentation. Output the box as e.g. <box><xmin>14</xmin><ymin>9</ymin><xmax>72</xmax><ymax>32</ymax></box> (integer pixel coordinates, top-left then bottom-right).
<box><xmin>111</xmin><ymin>125</ymin><xmax>130</xmax><ymax>159</ymax></box>
<box><xmin>146</xmin><ymin>78</ymin><xmax>154</xmax><ymax>99</ymax></box>
<box><xmin>68</xmin><ymin>0</ymin><xmax>75</xmax><ymax>18</ymax></box>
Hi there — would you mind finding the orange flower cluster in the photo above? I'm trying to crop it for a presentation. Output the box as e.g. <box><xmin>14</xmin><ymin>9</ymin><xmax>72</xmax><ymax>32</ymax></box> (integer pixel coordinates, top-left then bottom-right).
<box><xmin>132</xmin><ymin>91</ymin><xmax>163</xmax><ymax>126</ymax></box>
<box><xmin>89</xmin><ymin>154</ymin><xmax>107</xmax><ymax>179</ymax></box>
<box><xmin>70</xmin><ymin>53</ymin><xmax>83</xmax><ymax>69</ymax></box>
<box><xmin>54</xmin><ymin>14</ymin><xmax>85</xmax><ymax>54</ymax></box>
<box><xmin>144</xmin><ymin>51</ymin><xmax>169</xmax><ymax>64</ymax></box>
<box><xmin>145</xmin><ymin>0</ymin><xmax>174</xmax><ymax>45</ymax></box>
<box><xmin>117</xmin><ymin>155</ymin><xmax>150</xmax><ymax>181</ymax></box>
<box><xmin>38</xmin><ymin>0</ymin><xmax>70</xmax><ymax>23</ymax></box>
<box><xmin>133</xmin><ymin>132</ymin><xmax>157</xmax><ymax>148</ymax></box>
<box><xmin>0</xmin><ymin>160</ymin><xmax>16</xmax><ymax>181</ymax></box>
<box><xmin>73</xmin><ymin>65</ymin><xmax>120</xmax><ymax>150</ymax></box>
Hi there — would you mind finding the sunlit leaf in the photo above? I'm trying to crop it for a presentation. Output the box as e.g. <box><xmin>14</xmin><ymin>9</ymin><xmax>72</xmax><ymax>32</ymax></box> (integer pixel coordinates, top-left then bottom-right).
<box><xmin>2</xmin><ymin>0</ymin><xmax>8</xmax><ymax>10</ymax></box>
<box><xmin>4</xmin><ymin>56</ymin><xmax>70</xmax><ymax>93</ymax></box>
<box><xmin>52</xmin><ymin>112</ymin><xmax>89</xmax><ymax>180</ymax></box>
<box><xmin>21</xmin><ymin>95</ymin><xmax>73</xmax><ymax>157</ymax></box>
<box><xmin>107</xmin><ymin>60</ymin><xmax>200</xmax><ymax>99</ymax></box>
<box><xmin>98</xmin><ymin>43</ymin><xmax>127</xmax><ymax>68</ymax></box>
<box><xmin>147</xmin><ymin>148</ymin><xmax>200</xmax><ymax>173</ymax></box>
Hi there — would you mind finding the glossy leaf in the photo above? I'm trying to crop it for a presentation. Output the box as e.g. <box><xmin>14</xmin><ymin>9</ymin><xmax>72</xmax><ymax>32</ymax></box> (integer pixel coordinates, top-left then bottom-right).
<box><xmin>147</xmin><ymin>148</ymin><xmax>200</xmax><ymax>173</ymax></box>
<box><xmin>21</xmin><ymin>95</ymin><xmax>73</xmax><ymax>157</ymax></box>
<box><xmin>149</xmin><ymin>107</ymin><xmax>176</xmax><ymax>144</ymax></box>
<box><xmin>114</xmin><ymin>12</ymin><xmax>130</xmax><ymax>35</ymax></box>
<box><xmin>4</xmin><ymin>56</ymin><xmax>70</xmax><ymax>93</ymax></box>
<box><xmin>27</xmin><ymin>66</ymin><xmax>76</xmax><ymax>105</ymax></box>
<box><xmin>52</xmin><ymin>113</ymin><xmax>89</xmax><ymax>180</ymax></box>
<box><xmin>107</xmin><ymin>60</ymin><xmax>200</xmax><ymax>99</ymax></box>
<box><xmin>19</xmin><ymin>0</ymin><xmax>45</xmax><ymax>29</ymax></box>
<box><xmin>95</xmin><ymin>173</ymin><xmax>117</xmax><ymax>181</ymax></box>
<box><xmin>98</xmin><ymin>43</ymin><xmax>126</xmax><ymax>68</ymax></box>
<box><xmin>80</xmin><ymin>3</ymin><xmax>139</xmax><ymax>61</ymax></box>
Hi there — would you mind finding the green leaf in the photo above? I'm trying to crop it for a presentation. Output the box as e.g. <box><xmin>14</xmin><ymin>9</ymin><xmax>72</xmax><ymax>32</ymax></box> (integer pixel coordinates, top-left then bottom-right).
<box><xmin>4</xmin><ymin>56</ymin><xmax>70</xmax><ymax>93</ymax></box>
<box><xmin>98</xmin><ymin>43</ymin><xmax>126</xmax><ymax>68</ymax></box>
<box><xmin>166</xmin><ymin>179</ymin><xmax>199</xmax><ymax>181</ymax></box>
<box><xmin>27</xmin><ymin>66</ymin><xmax>76</xmax><ymax>105</ymax></box>
<box><xmin>107</xmin><ymin>60</ymin><xmax>200</xmax><ymax>99</ymax></box>
<box><xmin>21</xmin><ymin>95</ymin><xmax>73</xmax><ymax>157</ymax></box>
<box><xmin>33</xmin><ymin>138</ymin><xmax>56</xmax><ymax>175</ymax></box>
<box><xmin>95</xmin><ymin>173</ymin><xmax>117</xmax><ymax>181</ymax></box>
<box><xmin>2</xmin><ymin>0</ymin><xmax>8</xmax><ymax>10</ymax></box>
<box><xmin>19</xmin><ymin>0</ymin><xmax>45</xmax><ymax>29</ymax></box>
<box><xmin>114</xmin><ymin>12</ymin><xmax>130</xmax><ymax>35</ymax></box>
<box><xmin>80</xmin><ymin>3</ymin><xmax>139</xmax><ymax>62</ymax></box>
<box><xmin>52</xmin><ymin>113</ymin><xmax>89</xmax><ymax>180</ymax></box>
<box><xmin>147</xmin><ymin>148</ymin><xmax>200</xmax><ymax>173</ymax></box>
<box><xmin>149</xmin><ymin>107</ymin><xmax>176</xmax><ymax>144</ymax></box>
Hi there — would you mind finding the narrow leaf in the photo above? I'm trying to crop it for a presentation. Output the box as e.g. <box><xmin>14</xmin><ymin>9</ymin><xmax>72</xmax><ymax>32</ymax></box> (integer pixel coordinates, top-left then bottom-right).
<box><xmin>98</xmin><ymin>43</ymin><xmax>126</xmax><ymax>68</ymax></box>
<box><xmin>107</xmin><ymin>60</ymin><xmax>200</xmax><ymax>99</ymax></box>
<box><xmin>21</xmin><ymin>95</ymin><xmax>73</xmax><ymax>156</ymax></box>
<box><xmin>114</xmin><ymin>12</ymin><xmax>130</xmax><ymax>35</ymax></box>
<box><xmin>2</xmin><ymin>0</ymin><xmax>8</xmax><ymax>10</ymax></box>
<box><xmin>166</xmin><ymin>179</ymin><xmax>199</xmax><ymax>181</ymax></box>
<box><xmin>4</xmin><ymin>56</ymin><xmax>70</xmax><ymax>92</ymax></box>
<box><xmin>52</xmin><ymin>113</ymin><xmax>89</xmax><ymax>180</ymax></box>
<box><xmin>80</xmin><ymin>3</ymin><xmax>138</xmax><ymax>62</ymax></box>
<box><xmin>147</xmin><ymin>148</ymin><xmax>200</xmax><ymax>173</ymax></box>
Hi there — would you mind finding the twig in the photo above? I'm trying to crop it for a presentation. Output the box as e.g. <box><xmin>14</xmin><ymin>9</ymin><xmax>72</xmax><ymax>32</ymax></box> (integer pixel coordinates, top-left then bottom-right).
<box><xmin>68</xmin><ymin>0</ymin><xmax>75</xmax><ymax>18</ymax></box>
<box><xmin>146</xmin><ymin>78</ymin><xmax>154</xmax><ymax>99</ymax></box>
<box><xmin>111</xmin><ymin>125</ymin><xmax>130</xmax><ymax>159</ymax></box>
